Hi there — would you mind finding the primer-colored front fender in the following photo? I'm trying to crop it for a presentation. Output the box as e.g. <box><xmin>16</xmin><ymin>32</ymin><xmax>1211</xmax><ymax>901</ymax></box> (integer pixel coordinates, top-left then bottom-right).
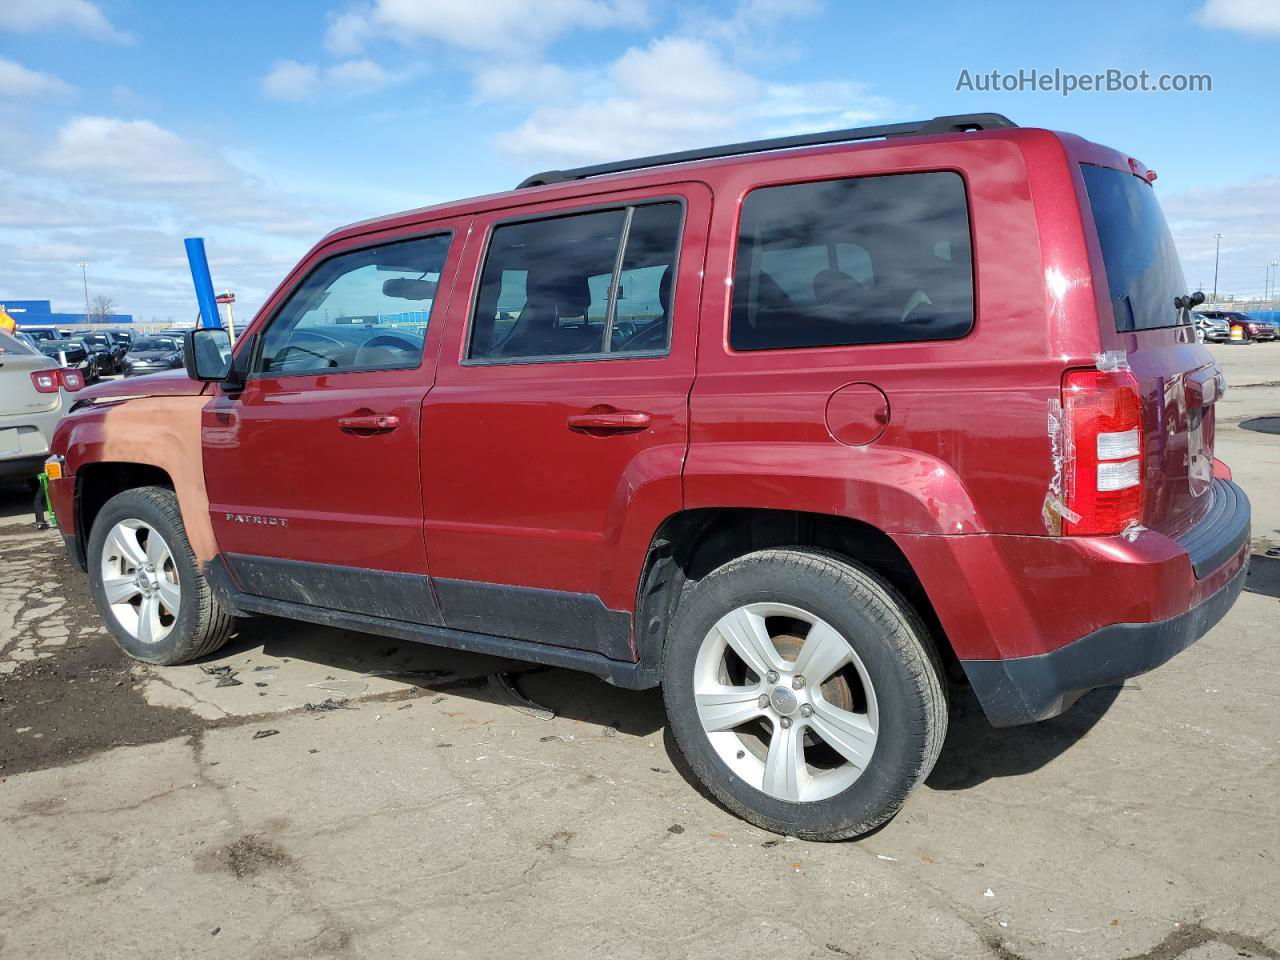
<box><xmin>52</xmin><ymin>395</ymin><xmax>216</xmax><ymax>564</ymax></box>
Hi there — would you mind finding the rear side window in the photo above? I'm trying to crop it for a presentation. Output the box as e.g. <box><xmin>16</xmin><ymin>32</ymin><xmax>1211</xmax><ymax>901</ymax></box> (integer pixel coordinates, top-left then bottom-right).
<box><xmin>468</xmin><ymin>201</ymin><xmax>683</xmax><ymax>362</ymax></box>
<box><xmin>730</xmin><ymin>172</ymin><xmax>974</xmax><ymax>350</ymax></box>
<box><xmin>1081</xmin><ymin>164</ymin><xmax>1187</xmax><ymax>332</ymax></box>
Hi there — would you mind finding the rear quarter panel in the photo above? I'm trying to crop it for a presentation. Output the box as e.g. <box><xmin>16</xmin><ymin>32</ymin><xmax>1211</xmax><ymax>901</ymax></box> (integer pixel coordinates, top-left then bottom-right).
<box><xmin>687</xmin><ymin>130</ymin><xmax>1099</xmax><ymax>538</ymax></box>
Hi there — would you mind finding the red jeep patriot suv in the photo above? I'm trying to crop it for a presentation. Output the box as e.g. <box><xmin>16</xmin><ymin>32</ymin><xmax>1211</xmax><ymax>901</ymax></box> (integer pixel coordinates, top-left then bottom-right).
<box><xmin>46</xmin><ymin>114</ymin><xmax>1250</xmax><ymax>840</ymax></box>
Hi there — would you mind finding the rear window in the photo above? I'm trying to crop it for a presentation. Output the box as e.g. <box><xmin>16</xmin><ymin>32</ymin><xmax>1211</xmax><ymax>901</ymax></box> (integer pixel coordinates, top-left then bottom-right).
<box><xmin>0</xmin><ymin>331</ymin><xmax>38</xmax><ymax>356</ymax></box>
<box><xmin>1081</xmin><ymin>164</ymin><xmax>1187</xmax><ymax>332</ymax></box>
<box><xmin>730</xmin><ymin>171</ymin><xmax>974</xmax><ymax>351</ymax></box>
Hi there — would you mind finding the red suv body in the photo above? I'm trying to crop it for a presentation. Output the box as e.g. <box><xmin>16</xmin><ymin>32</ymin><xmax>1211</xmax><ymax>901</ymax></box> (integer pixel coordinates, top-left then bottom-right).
<box><xmin>46</xmin><ymin>115</ymin><xmax>1250</xmax><ymax>838</ymax></box>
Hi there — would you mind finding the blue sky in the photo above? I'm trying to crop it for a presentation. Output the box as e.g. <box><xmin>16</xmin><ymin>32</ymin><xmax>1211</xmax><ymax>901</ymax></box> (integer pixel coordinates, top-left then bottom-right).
<box><xmin>1</xmin><ymin>0</ymin><xmax>1278</xmax><ymax>321</ymax></box>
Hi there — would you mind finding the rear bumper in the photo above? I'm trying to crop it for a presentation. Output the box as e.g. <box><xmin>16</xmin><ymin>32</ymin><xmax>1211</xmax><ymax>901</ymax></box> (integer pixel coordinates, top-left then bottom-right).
<box><xmin>963</xmin><ymin>557</ymin><xmax>1247</xmax><ymax>726</ymax></box>
<box><xmin>896</xmin><ymin>479</ymin><xmax>1252</xmax><ymax>727</ymax></box>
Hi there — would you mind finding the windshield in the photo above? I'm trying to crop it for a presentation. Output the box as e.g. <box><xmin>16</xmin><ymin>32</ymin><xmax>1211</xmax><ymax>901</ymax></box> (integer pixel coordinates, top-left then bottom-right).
<box><xmin>1082</xmin><ymin>164</ymin><xmax>1188</xmax><ymax>332</ymax></box>
<box><xmin>133</xmin><ymin>337</ymin><xmax>178</xmax><ymax>351</ymax></box>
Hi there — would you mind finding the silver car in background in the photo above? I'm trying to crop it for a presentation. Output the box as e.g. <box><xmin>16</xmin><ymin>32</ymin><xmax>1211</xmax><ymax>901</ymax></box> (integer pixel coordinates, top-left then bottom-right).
<box><xmin>0</xmin><ymin>330</ymin><xmax>85</xmax><ymax>482</ymax></box>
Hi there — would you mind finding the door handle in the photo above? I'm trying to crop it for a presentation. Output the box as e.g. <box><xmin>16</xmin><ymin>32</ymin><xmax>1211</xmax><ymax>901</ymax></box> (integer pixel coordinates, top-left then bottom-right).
<box><xmin>339</xmin><ymin>413</ymin><xmax>400</xmax><ymax>434</ymax></box>
<box><xmin>567</xmin><ymin>410</ymin><xmax>652</xmax><ymax>432</ymax></box>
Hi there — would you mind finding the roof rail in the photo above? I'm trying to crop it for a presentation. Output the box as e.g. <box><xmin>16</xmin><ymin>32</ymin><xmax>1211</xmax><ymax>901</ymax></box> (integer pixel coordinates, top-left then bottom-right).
<box><xmin>516</xmin><ymin>113</ymin><xmax>1016</xmax><ymax>189</ymax></box>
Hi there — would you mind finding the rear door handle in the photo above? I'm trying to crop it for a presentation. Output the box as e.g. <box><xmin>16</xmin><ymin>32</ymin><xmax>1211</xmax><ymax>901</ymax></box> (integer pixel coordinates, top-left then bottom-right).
<box><xmin>567</xmin><ymin>410</ymin><xmax>652</xmax><ymax>432</ymax></box>
<box><xmin>339</xmin><ymin>413</ymin><xmax>400</xmax><ymax>434</ymax></box>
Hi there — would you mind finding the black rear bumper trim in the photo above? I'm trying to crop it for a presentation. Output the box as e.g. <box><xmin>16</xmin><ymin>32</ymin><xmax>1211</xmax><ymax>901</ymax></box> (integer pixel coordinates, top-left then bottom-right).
<box><xmin>963</xmin><ymin>556</ymin><xmax>1248</xmax><ymax>727</ymax></box>
<box><xmin>1176</xmin><ymin>477</ymin><xmax>1250</xmax><ymax>579</ymax></box>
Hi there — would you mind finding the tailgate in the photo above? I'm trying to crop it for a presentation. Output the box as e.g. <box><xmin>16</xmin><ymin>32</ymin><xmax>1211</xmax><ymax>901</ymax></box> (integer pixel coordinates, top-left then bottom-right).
<box><xmin>1080</xmin><ymin>163</ymin><xmax>1220</xmax><ymax>538</ymax></box>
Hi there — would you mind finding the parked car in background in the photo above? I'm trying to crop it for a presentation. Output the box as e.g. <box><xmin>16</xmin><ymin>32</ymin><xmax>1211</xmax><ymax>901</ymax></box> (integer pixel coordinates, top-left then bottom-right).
<box><xmin>121</xmin><ymin>335</ymin><xmax>184</xmax><ymax>377</ymax></box>
<box><xmin>1193</xmin><ymin>313</ymin><xmax>1230</xmax><ymax>343</ymax></box>
<box><xmin>1197</xmin><ymin>310</ymin><xmax>1277</xmax><ymax>342</ymax></box>
<box><xmin>36</xmin><ymin>338</ymin><xmax>97</xmax><ymax>383</ymax></box>
<box><xmin>47</xmin><ymin>113</ymin><xmax>1250</xmax><ymax>841</ymax></box>
<box><xmin>108</xmin><ymin>330</ymin><xmax>134</xmax><ymax>350</ymax></box>
<box><xmin>19</xmin><ymin>325</ymin><xmax>61</xmax><ymax>343</ymax></box>
<box><xmin>0</xmin><ymin>330</ymin><xmax>85</xmax><ymax>481</ymax></box>
<box><xmin>68</xmin><ymin>336</ymin><xmax>114</xmax><ymax>380</ymax></box>
<box><xmin>80</xmin><ymin>331</ymin><xmax>127</xmax><ymax>373</ymax></box>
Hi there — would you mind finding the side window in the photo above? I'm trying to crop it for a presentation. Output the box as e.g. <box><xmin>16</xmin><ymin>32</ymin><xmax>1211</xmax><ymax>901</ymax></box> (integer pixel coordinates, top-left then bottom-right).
<box><xmin>256</xmin><ymin>232</ymin><xmax>452</xmax><ymax>375</ymax></box>
<box><xmin>468</xmin><ymin>201</ymin><xmax>682</xmax><ymax>362</ymax></box>
<box><xmin>730</xmin><ymin>172</ymin><xmax>974</xmax><ymax>350</ymax></box>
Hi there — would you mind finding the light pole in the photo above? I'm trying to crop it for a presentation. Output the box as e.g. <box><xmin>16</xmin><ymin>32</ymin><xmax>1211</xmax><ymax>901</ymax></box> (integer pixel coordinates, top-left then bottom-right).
<box><xmin>78</xmin><ymin>261</ymin><xmax>90</xmax><ymax>324</ymax></box>
<box><xmin>1211</xmin><ymin>234</ymin><xmax>1223</xmax><ymax>304</ymax></box>
<box><xmin>1269</xmin><ymin>260</ymin><xmax>1279</xmax><ymax>306</ymax></box>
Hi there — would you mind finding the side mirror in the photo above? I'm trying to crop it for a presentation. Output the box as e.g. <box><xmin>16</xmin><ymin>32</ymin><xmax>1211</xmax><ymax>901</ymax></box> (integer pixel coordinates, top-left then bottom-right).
<box><xmin>1190</xmin><ymin>291</ymin><xmax>1206</xmax><ymax>306</ymax></box>
<box><xmin>184</xmin><ymin>327</ymin><xmax>233</xmax><ymax>381</ymax></box>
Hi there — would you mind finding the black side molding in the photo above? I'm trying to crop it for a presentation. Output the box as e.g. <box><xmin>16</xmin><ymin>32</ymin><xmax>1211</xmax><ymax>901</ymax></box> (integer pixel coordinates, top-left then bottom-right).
<box><xmin>205</xmin><ymin>557</ymin><xmax>659</xmax><ymax>690</ymax></box>
<box><xmin>962</xmin><ymin>558</ymin><xmax>1248</xmax><ymax>727</ymax></box>
<box><xmin>227</xmin><ymin>553</ymin><xmax>445</xmax><ymax>627</ymax></box>
<box><xmin>433</xmin><ymin>578</ymin><xmax>633</xmax><ymax>662</ymax></box>
<box><xmin>1176</xmin><ymin>477</ymin><xmax>1250</xmax><ymax>579</ymax></box>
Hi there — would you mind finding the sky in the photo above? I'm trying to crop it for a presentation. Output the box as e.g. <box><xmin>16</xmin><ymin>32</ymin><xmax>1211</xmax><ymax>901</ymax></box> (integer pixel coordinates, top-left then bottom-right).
<box><xmin>1</xmin><ymin>0</ymin><xmax>1278</xmax><ymax>323</ymax></box>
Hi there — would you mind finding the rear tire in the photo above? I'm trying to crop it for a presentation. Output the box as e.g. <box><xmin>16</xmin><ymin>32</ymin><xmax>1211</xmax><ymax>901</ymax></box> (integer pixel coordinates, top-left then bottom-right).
<box><xmin>87</xmin><ymin>486</ymin><xmax>236</xmax><ymax>664</ymax></box>
<box><xmin>662</xmin><ymin>548</ymin><xmax>947</xmax><ymax>841</ymax></box>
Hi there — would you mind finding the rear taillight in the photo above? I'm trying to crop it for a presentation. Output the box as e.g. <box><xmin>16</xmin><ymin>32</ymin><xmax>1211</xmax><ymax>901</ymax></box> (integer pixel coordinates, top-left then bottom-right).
<box><xmin>30</xmin><ymin>368</ymin><xmax>85</xmax><ymax>393</ymax></box>
<box><xmin>1062</xmin><ymin>369</ymin><xmax>1144</xmax><ymax>535</ymax></box>
<box><xmin>30</xmin><ymin>370</ymin><xmax>59</xmax><ymax>393</ymax></box>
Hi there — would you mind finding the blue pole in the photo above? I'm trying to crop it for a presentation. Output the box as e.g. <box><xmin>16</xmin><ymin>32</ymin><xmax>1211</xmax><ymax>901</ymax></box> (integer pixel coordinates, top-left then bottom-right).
<box><xmin>184</xmin><ymin>237</ymin><xmax>222</xmax><ymax>329</ymax></box>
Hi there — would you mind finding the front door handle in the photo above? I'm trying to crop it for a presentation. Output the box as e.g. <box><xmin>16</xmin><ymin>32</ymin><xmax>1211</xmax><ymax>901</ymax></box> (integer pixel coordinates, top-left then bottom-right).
<box><xmin>339</xmin><ymin>413</ymin><xmax>400</xmax><ymax>434</ymax></box>
<box><xmin>567</xmin><ymin>409</ymin><xmax>652</xmax><ymax>433</ymax></box>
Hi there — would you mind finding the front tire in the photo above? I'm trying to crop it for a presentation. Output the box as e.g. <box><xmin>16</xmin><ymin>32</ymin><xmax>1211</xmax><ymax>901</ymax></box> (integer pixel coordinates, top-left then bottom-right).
<box><xmin>663</xmin><ymin>548</ymin><xmax>947</xmax><ymax>841</ymax></box>
<box><xmin>87</xmin><ymin>486</ymin><xmax>236</xmax><ymax>664</ymax></box>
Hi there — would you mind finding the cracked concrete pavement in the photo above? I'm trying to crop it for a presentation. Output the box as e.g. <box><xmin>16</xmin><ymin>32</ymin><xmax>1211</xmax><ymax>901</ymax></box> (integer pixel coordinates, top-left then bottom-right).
<box><xmin>1</xmin><ymin>343</ymin><xmax>1278</xmax><ymax>959</ymax></box>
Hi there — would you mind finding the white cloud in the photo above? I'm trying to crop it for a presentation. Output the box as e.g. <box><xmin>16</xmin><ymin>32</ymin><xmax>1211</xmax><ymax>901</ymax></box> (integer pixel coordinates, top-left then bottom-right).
<box><xmin>0</xmin><ymin>56</ymin><xmax>73</xmax><ymax>97</ymax></box>
<box><xmin>473</xmin><ymin>62</ymin><xmax>577</xmax><ymax>103</ymax></box>
<box><xmin>1196</xmin><ymin>0</ymin><xmax>1280</xmax><ymax>35</ymax></box>
<box><xmin>261</xmin><ymin>58</ymin><xmax>397</xmax><ymax>101</ymax></box>
<box><xmin>326</xmin><ymin>58</ymin><xmax>392</xmax><ymax>94</ymax></box>
<box><xmin>495</xmin><ymin>35</ymin><xmax>892</xmax><ymax>163</ymax></box>
<box><xmin>261</xmin><ymin>60</ymin><xmax>321</xmax><ymax>101</ymax></box>
<box><xmin>1165</xmin><ymin>176</ymin><xmax>1280</xmax><ymax>298</ymax></box>
<box><xmin>496</xmin><ymin>38</ymin><xmax>755</xmax><ymax>161</ymax></box>
<box><xmin>43</xmin><ymin>116</ymin><xmax>230</xmax><ymax>185</ymax></box>
<box><xmin>325</xmin><ymin>0</ymin><xmax>647</xmax><ymax>54</ymax></box>
<box><xmin>0</xmin><ymin>0</ymin><xmax>131</xmax><ymax>42</ymax></box>
<box><xmin>2</xmin><ymin>115</ymin><xmax>352</xmax><ymax>322</ymax></box>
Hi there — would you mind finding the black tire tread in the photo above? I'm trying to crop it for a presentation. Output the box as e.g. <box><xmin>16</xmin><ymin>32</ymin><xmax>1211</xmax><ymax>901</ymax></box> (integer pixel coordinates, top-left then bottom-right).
<box><xmin>663</xmin><ymin>546</ymin><xmax>948</xmax><ymax>841</ymax></box>
<box><xmin>89</xmin><ymin>486</ymin><xmax>235</xmax><ymax>664</ymax></box>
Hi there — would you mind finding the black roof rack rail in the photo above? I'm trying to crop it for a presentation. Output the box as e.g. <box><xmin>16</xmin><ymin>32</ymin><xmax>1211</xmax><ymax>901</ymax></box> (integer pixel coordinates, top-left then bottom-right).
<box><xmin>516</xmin><ymin>113</ymin><xmax>1016</xmax><ymax>189</ymax></box>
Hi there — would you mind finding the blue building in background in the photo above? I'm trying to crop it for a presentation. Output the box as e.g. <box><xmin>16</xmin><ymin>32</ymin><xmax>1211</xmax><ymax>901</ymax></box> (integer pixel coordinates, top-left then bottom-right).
<box><xmin>0</xmin><ymin>299</ymin><xmax>134</xmax><ymax>326</ymax></box>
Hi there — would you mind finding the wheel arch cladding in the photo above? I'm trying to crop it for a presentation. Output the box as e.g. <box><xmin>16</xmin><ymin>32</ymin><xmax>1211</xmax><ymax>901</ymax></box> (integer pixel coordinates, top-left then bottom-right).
<box><xmin>636</xmin><ymin>507</ymin><xmax>958</xmax><ymax>678</ymax></box>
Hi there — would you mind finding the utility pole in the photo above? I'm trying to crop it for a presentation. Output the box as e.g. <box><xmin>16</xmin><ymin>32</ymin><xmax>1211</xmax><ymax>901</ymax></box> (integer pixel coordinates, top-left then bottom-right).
<box><xmin>78</xmin><ymin>261</ymin><xmax>90</xmax><ymax>325</ymax></box>
<box><xmin>215</xmin><ymin>290</ymin><xmax>237</xmax><ymax>343</ymax></box>
<box><xmin>1211</xmin><ymin>234</ymin><xmax>1223</xmax><ymax>304</ymax></box>
<box><xmin>1269</xmin><ymin>260</ymin><xmax>1279</xmax><ymax>306</ymax></box>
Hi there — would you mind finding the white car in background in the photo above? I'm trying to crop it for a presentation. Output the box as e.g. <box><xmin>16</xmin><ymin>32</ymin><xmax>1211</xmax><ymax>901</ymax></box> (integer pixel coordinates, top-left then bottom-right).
<box><xmin>0</xmin><ymin>330</ymin><xmax>85</xmax><ymax>483</ymax></box>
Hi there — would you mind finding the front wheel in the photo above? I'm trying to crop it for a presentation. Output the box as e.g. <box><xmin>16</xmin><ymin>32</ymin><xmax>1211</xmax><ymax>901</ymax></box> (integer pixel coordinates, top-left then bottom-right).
<box><xmin>87</xmin><ymin>486</ymin><xmax>236</xmax><ymax>664</ymax></box>
<box><xmin>663</xmin><ymin>548</ymin><xmax>947</xmax><ymax>841</ymax></box>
